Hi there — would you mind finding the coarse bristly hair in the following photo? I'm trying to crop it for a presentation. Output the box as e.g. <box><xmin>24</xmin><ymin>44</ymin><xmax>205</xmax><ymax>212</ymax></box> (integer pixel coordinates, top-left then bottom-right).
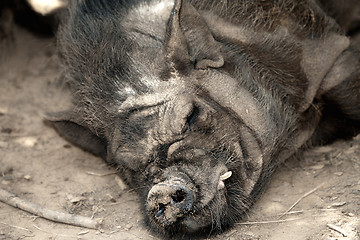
<box><xmin>56</xmin><ymin>0</ymin><xmax>339</xmax><ymax>133</ymax></box>
<box><xmin>53</xmin><ymin>0</ymin><xmax>360</xmax><ymax>238</ymax></box>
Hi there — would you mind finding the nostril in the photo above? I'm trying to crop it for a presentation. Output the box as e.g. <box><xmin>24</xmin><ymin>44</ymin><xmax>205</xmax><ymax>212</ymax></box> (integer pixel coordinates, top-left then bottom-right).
<box><xmin>186</xmin><ymin>105</ymin><xmax>200</xmax><ymax>130</ymax></box>
<box><xmin>171</xmin><ymin>189</ymin><xmax>186</xmax><ymax>203</ymax></box>
<box><xmin>156</xmin><ymin>203</ymin><xmax>166</xmax><ymax>217</ymax></box>
<box><xmin>147</xmin><ymin>177</ymin><xmax>196</xmax><ymax>224</ymax></box>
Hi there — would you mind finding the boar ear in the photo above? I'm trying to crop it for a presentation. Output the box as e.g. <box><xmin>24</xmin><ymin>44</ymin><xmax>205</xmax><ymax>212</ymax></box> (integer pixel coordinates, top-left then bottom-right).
<box><xmin>45</xmin><ymin>111</ymin><xmax>108</xmax><ymax>159</ymax></box>
<box><xmin>166</xmin><ymin>0</ymin><xmax>224</xmax><ymax>70</ymax></box>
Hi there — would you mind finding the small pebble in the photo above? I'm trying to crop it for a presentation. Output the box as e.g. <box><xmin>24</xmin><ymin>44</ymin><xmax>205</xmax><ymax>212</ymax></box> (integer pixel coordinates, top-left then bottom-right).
<box><xmin>247</xmin><ymin>231</ymin><xmax>254</xmax><ymax>236</ymax></box>
<box><xmin>23</xmin><ymin>175</ymin><xmax>31</xmax><ymax>180</ymax></box>
<box><xmin>15</xmin><ymin>137</ymin><xmax>38</xmax><ymax>147</ymax></box>
<box><xmin>309</xmin><ymin>164</ymin><xmax>325</xmax><ymax>170</ymax></box>
<box><xmin>125</xmin><ymin>223</ymin><xmax>133</xmax><ymax>230</ymax></box>
<box><xmin>67</xmin><ymin>194</ymin><xmax>85</xmax><ymax>203</ymax></box>
<box><xmin>346</xmin><ymin>212</ymin><xmax>355</xmax><ymax>217</ymax></box>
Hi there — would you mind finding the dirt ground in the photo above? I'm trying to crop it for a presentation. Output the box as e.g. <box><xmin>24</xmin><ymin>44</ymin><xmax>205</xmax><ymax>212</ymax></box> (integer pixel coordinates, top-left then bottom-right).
<box><xmin>0</xmin><ymin>26</ymin><xmax>359</xmax><ymax>240</ymax></box>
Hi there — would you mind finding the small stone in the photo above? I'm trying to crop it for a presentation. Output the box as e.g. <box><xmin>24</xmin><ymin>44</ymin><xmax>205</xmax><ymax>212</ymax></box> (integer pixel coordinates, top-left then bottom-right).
<box><xmin>15</xmin><ymin>137</ymin><xmax>38</xmax><ymax>147</ymax></box>
<box><xmin>247</xmin><ymin>231</ymin><xmax>254</xmax><ymax>236</ymax></box>
<box><xmin>67</xmin><ymin>194</ymin><xmax>85</xmax><ymax>203</ymax></box>
<box><xmin>309</xmin><ymin>164</ymin><xmax>325</xmax><ymax>170</ymax></box>
<box><xmin>23</xmin><ymin>175</ymin><xmax>31</xmax><ymax>180</ymax></box>
<box><xmin>346</xmin><ymin>212</ymin><xmax>355</xmax><ymax>217</ymax></box>
<box><xmin>334</xmin><ymin>172</ymin><xmax>343</xmax><ymax>176</ymax></box>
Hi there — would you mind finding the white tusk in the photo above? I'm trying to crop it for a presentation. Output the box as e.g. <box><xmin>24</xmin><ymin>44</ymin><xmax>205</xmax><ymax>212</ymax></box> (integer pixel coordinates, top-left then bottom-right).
<box><xmin>219</xmin><ymin>171</ymin><xmax>232</xmax><ymax>181</ymax></box>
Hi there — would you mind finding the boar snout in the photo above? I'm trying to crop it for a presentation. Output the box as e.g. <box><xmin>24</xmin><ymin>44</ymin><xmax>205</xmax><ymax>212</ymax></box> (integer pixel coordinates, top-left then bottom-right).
<box><xmin>147</xmin><ymin>175</ymin><xmax>195</xmax><ymax>226</ymax></box>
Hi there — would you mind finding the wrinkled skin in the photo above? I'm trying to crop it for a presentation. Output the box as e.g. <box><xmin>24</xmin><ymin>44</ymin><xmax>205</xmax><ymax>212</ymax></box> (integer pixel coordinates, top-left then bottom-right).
<box><xmin>47</xmin><ymin>0</ymin><xmax>360</xmax><ymax>237</ymax></box>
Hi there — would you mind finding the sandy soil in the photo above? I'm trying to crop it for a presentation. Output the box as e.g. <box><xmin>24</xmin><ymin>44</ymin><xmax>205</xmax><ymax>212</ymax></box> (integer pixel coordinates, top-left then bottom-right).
<box><xmin>0</xmin><ymin>26</ymin><xmax>359</xmax><ymax>240</ymax></box>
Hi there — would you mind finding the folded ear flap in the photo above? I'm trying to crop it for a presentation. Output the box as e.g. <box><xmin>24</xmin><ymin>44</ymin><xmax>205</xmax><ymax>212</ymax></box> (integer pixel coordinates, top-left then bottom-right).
<box><xmin>45</xmin><ymin>111</ymin><xmax>108</xmax><ymax>160</ymax></box>
<box><xmin>166</xmin><ymin>0</ymin><xmax>224</xmax><ymax>71</ymax></box>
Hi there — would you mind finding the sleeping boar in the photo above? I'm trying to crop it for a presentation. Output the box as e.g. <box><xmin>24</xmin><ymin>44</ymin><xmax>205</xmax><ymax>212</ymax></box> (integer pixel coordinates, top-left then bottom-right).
<box><xmin>47</xmin><ymin>0</ymin><xmax>360</xmax><ymax>237</ymax></box>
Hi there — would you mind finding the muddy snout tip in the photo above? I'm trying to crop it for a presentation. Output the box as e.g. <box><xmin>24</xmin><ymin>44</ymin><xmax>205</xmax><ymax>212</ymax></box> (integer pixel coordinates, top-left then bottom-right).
<box><xmin>147</xmin><ymin>182</ymin><xmax>195</xmax><ymax>225</ymax></box>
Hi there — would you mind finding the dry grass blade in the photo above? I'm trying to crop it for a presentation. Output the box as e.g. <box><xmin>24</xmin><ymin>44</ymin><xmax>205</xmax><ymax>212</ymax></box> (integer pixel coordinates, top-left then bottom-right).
<box><xmin>327</xmin><ymin>224</ymin><xmax>347</xmax><ymax>237</ymax></box>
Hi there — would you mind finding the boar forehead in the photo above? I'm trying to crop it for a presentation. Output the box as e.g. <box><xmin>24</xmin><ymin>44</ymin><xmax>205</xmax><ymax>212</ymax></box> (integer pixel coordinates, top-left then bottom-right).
<box><xmin>118</xmin><ymin>71</ymin><xmax>267</xmax><ymax>139</ymax></box>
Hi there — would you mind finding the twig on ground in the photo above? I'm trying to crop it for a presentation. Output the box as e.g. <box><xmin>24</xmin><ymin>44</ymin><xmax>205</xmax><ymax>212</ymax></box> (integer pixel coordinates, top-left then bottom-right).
<box><xmin>237</xmin><ymin>217</ymin><xmax>303</xmax><ymax>225</ymax></box>
<box><xmin>278</xmin><ymin>183</ymin><xmax>324</xmax><ymax>219</ymax></box>
<box><xmin>327</xmin><ymin>224</ymin><xmax>347</xmax><ymax>237</ymax></box>
<box><xmin>0</xmin><ymin>188</ymin><xmax>102</xmax><ymax>229</ymax></box>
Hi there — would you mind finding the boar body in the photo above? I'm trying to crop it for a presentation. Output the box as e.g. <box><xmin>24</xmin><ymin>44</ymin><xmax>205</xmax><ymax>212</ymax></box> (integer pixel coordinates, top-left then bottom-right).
<box><xmin>48</xmin><ymin>0</ymin><xmax>360</xmax><ymax>236</ymax></box>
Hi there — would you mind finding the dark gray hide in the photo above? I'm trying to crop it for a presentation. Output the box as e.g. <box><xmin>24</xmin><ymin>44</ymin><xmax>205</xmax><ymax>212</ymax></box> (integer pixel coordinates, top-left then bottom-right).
<box><xmin>48</xmin><ymin>0</ymin><xmax>360</xmax><ymax>237</ymax></box>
